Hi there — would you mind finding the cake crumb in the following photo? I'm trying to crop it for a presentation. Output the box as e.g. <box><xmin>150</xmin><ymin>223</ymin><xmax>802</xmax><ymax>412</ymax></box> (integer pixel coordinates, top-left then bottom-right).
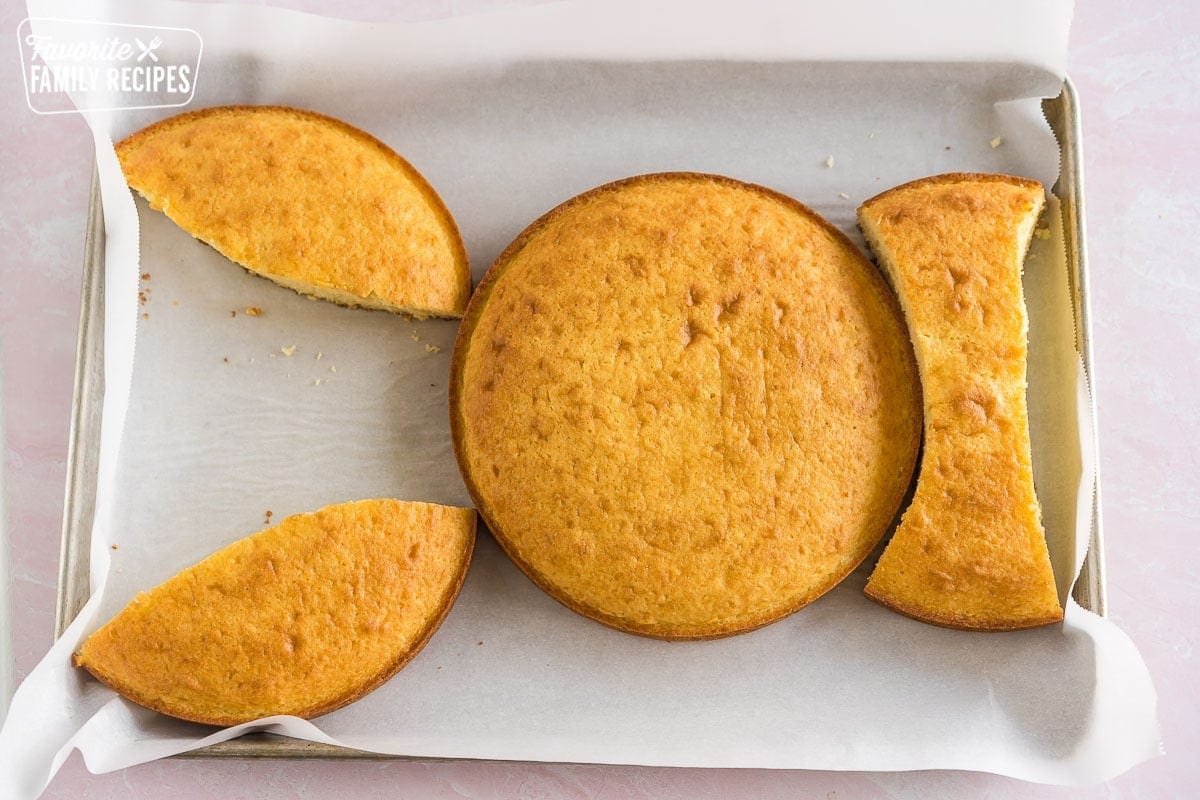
<box><xmin>269</xmin><ymin>353</ymin><xmax>276</xmax><ymax>359</ymax></box>
<box><xmin>141</xmin><ymin>312</ymin><xmax>149</xmax><ymax>319</ymax></box>
<box><xmin>425</xmin><ymin>343</ymin><xmax>441</xmax><ymax>353</ymax></box>
<box><xmin>312</xmin><ymin>379</ymin><xmax>323</xmax><ymax>386</ymax></box>
<box><xmin>1033</xmin><ymin>226</ymin><xmax>1051</xmax><ymax>240</ymax></box>
<box><xmin>230</xmin><ymin>310</ymin><xmax>237</xmax><ymax>318</ymax></box>
<box><xmin>140</xmin><ymin>273</ymin><xmax>150</xmax><ymax>280</ymax></box>
<box><xmin>477</xmin><ymin>641</ymin><xmax>483</xmax><ymax>646</ymax></box>
<box><xmin>944</xmin><ymin>145</ymin><xmax>952</xmax><ymax>151</ymax></box>
<box><xmin>281</xmin><ymin>345</ymin><xmax>296</xmax><ymax>356</ymax></box>
<box><xmin>410</xmin><ymin>332</ymin><xmax>421</xmax><ymax>342</ymax></box>
<box><xmin>838</xmin><ymin>192</ymin><xmax>850</xmax><ymax>200</ymax></box>
<box><xmin>172</xmin><ymin>300</ymin><xmax>179</xmax><ymax>307</ymax></box>
<box><xmin>245</xmin><ymin>306</ymin><xmax>262</xmax><ymax>316</ymax></box>
<box><xmin>990</xmin><ymin>136</ymin><xmax>1004</xmax><ymax>148</ymax></box>
<box><xmin>264</xmin><ymin>510</ymin><xmax>273</xmax><ymax>525</ymax></box>
<box><xmin>824</xmin><ymin>155</ymin><xmax>835</xmax><ymax>168</ymax></box>
<box><xmin>138</xmin><ymin>291</ymin><xmax>147</xmax><ymax>306</ymax></box>
<box><xmin>315</xmin><ymin>351</ymin><xmax>323</xmax><ymax>360</ymax></box>
<box><xmin>330</xmin><ymin>365</ymin><xmax>337</xmax><ymax>373</ymax></box>
<box><xmin>111</xmin><ymin>544</ymin><xmax>119</xmax><ymax>550</ymax></box>
<box><xmin>222</xmin><ymin>357</ymin><xmax>229</xmax><ymax>363</ymax></box>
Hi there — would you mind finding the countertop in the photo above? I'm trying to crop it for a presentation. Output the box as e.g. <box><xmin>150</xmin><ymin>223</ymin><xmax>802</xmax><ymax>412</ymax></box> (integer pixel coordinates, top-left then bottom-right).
<box><xmin>1</xmin><ymin>1</ymin><xmax>1196</xmax><ymax>797</ymax></box>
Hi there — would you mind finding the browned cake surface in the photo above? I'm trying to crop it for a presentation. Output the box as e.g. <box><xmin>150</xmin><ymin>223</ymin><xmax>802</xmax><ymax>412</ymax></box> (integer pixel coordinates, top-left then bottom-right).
<box><xmin>858</xmin><ymin>172</ymin><xmax>1063</xmax><ymax>631</ymax></box>
<box><xmin>452</xmin><ymin>173</ymin><xmax>921</xmax><ymax>639</ymax></box>
<box><xmin>117</xmin><ymin>105</ymin><xmax>470</xmax><ymax>318</ymax></box>
<box><xmin>74</xmin><ymin>499</ymin><xmax>476</xmax><ymax>725</ymax></box>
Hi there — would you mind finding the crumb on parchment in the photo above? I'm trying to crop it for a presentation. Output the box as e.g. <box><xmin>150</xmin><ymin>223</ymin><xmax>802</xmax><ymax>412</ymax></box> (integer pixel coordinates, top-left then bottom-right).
<box><xmin>330</xmin><ymin>365</ymin><xmax>337</xmax><ymax>373</ymax></box>
<box><xmin>838</xmin><ymin>192</ymin><xmax>850</xmax><ymax>200</ymax></box>
<box><xmin>410</xmin><ymin>332</ymin><xmax>421</xmax><ymax>342</ymax></box>
<box><xmin>824</xmin><ymin>155</ymin><xmax>835</xmax><ymax>168</ymax></box>
<box><xmin>111</xmin><ymin>544</ymin><xmax>118</xmax><ymax>550</ymax></box>
<box><xmin>1034</xmin><ymin>226</ymin><xmax>1051</xmax><ymax>240</ymax></box>
<box><xmin>425</xmin><ymin>344</ymin><xmax>441</xmax><ymax>353</ymax></box>
<box><xmin>222</xmin><ymin>357</ymin><xmax>229</xmax><ymax>363</ymax></box>
<box><xmin>990</xmin><ymin>137</ymin><xmax>1003</xmax><ymax>148</ymax></box>
<box><xmin>315</xmin><ymin>351</ymin><xmax>323</xmax><ymax>360</ymax></box>
<box><xmin>140</xmin><ymin>273</ymin><xmax>150</xmax><ymax>280</ymax></box>
<box><xmin>230</xmin><ymin>310</ymin><xmax>237</xmax><ymax>318</ymax></box>
<box><xmin>264</xmin><ymin>510</ymin><xmax>273</xmax><ymax>525</ymax></box>
<box><xmin>245</xmin><ymin>306</ymin><xmax>262</xmax><ymax>316</ymax></box>
<box><xmin>281</xmin><ymin>345</ymin><xmax>296</xmax><ymax>356</ymax></box>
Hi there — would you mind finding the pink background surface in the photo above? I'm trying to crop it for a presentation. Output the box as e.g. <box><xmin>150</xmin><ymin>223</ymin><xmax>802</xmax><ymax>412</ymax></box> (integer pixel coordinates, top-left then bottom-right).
<box><xmin>2</xmin><ymin>1</ymin><xmax>1196</xmax><ymax>797</ymax></box>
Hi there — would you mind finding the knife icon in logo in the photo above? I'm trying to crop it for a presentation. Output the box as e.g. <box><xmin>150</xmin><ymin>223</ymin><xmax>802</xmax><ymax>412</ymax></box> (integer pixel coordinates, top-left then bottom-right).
<box><xmin>135</xmin><ymin>36</ymin><xmax>162</xmax><ymax>63</ymax></box>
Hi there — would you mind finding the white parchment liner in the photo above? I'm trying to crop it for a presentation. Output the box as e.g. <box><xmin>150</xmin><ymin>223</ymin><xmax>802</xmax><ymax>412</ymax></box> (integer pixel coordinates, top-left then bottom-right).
<box><xmin>1</xmin><ymin>0</ymin><xmax>1159</xmax><ymax>795</ymax></box>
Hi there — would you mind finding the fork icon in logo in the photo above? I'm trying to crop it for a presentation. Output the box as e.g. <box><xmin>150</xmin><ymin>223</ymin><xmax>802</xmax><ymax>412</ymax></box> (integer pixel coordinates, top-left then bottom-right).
<box><xmin>135</xmin><ymin>36</ymin><xmax>162</xmax><ymax>62</ymax></box>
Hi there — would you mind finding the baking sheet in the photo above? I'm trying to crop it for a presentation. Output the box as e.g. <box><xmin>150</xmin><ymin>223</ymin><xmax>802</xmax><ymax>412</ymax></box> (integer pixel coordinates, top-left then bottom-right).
<box><xmin>1</xmin><ymin>0</ymin><xmax>1159</xmax><ymax>794</ymax></box>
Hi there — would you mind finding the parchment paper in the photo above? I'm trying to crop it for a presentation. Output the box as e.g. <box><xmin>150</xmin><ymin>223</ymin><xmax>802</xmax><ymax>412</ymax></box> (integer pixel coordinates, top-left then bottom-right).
<box><xmin>1</xmin><ymin>0</ymin><xmax>1160</xmax><ymax>795</ymax></box>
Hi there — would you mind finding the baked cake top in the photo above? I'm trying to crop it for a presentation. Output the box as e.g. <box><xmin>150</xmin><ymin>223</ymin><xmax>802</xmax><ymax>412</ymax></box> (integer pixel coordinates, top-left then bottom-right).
<box><xmin>859</xmin><ymin>173</ymin><xmax>1062</xmax><ymax>630</ymax></box>
<box><xmin>452</xmin><ymin>173</ymin><xmax>921</xmax><ymax>639</ymax></box>
<box><xmin>117</xmin><ymin>105</ymin><xmax>470</xmax><ymax>318</ymax></box>
<box><xmin>75</xmin><ymin>499</ymin><xmax>476</xmax><ymax>724</ymax></box>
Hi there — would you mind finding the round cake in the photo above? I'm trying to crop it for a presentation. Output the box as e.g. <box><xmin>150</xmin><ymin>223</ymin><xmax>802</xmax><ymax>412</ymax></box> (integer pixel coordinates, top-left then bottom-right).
<box><xmin>451</xmin><ymin>173</ymin><xmax>921</xmax><ymax>639</ymax></box>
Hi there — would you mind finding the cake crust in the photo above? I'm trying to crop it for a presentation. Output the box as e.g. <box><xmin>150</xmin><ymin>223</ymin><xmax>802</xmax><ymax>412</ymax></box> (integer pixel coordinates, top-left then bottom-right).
<box><xmin>858</xmin><ymin>172</ymin><xmax>1064</xmax><ymax>631</ymax></box>
<box><xmin>451</xmin><ymin>172</ymin><xmax>922</xmax><ymax>640</ymax></box>
<box><xmin>74</xmin><ymin>499</ymin><xmax>476</xmax><ymax>725</ymax></box>
<box><xmin>116</xmin><ymin>105</ymin><xmax>470</xmax><ymax>318</ymax></box>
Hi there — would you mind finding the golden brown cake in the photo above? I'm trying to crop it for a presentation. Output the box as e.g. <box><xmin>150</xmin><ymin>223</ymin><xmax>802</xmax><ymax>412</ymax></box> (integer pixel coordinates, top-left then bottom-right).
<box><xmin>117</xmin><ymin>105</ymin><xmax>470</xmax><ymax>318</ymax></box>
<box><xmin>451</xmin><ymin>172</ymin><xmax>922</xmax><ymax>640</ymax></box>
<box><xmin>74</xmin><ymin>499</ymin><xmax>476</xmax><ymax>725</ymax></box>
<box><xmin>858</xmin><ymin>172</ymin><xmax>1063</xmax><ymax>631</ymax></box>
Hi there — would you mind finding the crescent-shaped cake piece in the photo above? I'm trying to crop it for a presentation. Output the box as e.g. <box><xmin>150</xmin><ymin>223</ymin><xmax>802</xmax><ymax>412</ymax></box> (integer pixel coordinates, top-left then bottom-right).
<box><xmin>451</xmin><ymin>172</ymin><xmax>922</xmax><ymax>640</ymax></box>
<box><xmin>117</xmin><ymin>105</ymin><xmax>470</xmax><ymax>318</ymax></box>
<box><xmin>74</xmin><ymin>499</ymin><xmax>476</xmax><ymax>725</ymax></box>
<box><xmin>858</xmin><ymin>172</ymin><xmax>1064</xmax><ymax>631</ymax></box>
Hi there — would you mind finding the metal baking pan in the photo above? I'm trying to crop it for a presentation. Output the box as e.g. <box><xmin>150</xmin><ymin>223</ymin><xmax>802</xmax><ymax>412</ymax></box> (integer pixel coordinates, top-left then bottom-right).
<box><xmin>54</xmin><ymin>79</ymin><xmax>1104</xmax><ymax>759</ymax></box>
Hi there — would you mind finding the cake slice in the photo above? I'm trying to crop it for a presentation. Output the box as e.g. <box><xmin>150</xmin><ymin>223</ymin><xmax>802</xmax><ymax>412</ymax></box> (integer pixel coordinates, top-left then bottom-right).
<box><xmin>858</xmin><ymin>173</ymin><xmax>1063</xmax><ymax>631</ymax></box>
<box><xmin>117</xmin><ymin>105</ymin><xmax>470</xmax><ymax>318</ymax></box>
<box><xmin>74</xmin><ymin>499</ymin><xmax>476</xmax><ymax>725</ymax></box>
